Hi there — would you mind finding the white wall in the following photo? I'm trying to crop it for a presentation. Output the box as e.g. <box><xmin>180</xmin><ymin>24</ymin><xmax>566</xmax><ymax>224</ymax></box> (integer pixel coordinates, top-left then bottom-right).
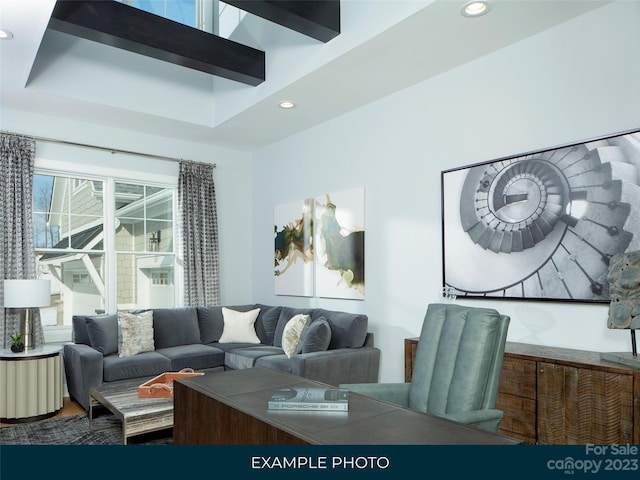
<box><xmin>252</xmin><ymin>2</ymin><xmax>640</xmax><ymax>382</ymax></box>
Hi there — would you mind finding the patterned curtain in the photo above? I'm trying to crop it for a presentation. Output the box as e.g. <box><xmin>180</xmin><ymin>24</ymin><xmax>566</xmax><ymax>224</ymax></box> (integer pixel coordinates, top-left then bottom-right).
<box><xmin>178</xmin><ymin>162</ymin><xmax>220</xmax><ymax>306</ymax></box>
<box><xmin>0</xmin><ymin>134</ymin><xmax>44</xmax><ymax>348</ymax></box>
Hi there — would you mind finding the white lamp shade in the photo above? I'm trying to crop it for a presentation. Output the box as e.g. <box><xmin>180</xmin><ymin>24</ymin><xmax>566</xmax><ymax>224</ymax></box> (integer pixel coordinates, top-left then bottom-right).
<box><xmin>3</xmin><ymin>279</ymin><xmax>51</xmax><ymax>308</ymax></box>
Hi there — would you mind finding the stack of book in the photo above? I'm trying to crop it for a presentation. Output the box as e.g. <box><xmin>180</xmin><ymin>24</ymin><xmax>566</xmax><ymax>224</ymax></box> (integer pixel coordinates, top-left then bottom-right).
<box><xmin>268</xmin><ymin>387</ymin><xmax>349</xmax><ymax>412</ymax></box>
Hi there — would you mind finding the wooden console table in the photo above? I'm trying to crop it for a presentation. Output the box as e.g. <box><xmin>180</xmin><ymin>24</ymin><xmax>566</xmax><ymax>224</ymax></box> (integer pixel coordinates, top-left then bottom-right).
<box><xmin>173</xmin><ymin>367</ymin><xmax>518</xmax><ymax>445</ymax></box>
<box><xmin>405</xmin><ymin>338</ymin><xmax>640</xmax><ymax>445</ymax></box>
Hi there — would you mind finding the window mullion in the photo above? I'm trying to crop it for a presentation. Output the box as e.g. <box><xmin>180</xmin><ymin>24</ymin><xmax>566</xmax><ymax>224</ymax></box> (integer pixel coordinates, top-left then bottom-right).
<box><xmin>104</xmin><ymin>178</ymin><xmax>117</xmax><ymax>313</ymax></box>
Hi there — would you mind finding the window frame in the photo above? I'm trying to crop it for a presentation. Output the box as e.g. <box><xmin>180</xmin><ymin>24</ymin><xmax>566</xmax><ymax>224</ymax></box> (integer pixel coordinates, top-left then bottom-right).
<box><xmin>34</xmin><ymin>163</ymin><xmax>179</xmax><ymax>343</ymax></box>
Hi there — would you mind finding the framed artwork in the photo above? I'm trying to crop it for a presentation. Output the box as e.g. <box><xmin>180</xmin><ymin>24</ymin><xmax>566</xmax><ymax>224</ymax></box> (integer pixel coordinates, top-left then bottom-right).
<box><xmin>441</xmin><ymin>128</ymin><xmax>640</xmax><ymax>303</ymax></box>
<box><xmin>315</xmin><ymin>187</ymin><xmax>365</xmax><ymax>300</ymax></box>
<box><xmin>274</xmin><ymin>198</ymin><xmax>314</xmax><ymax>297</ymax></box>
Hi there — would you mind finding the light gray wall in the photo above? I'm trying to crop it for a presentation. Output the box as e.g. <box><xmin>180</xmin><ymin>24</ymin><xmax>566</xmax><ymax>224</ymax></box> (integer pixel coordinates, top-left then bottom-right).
<box><xmin>251</xmin><ymin>2</ymin><xmax>640</xmax><ymax>382</ymax></box>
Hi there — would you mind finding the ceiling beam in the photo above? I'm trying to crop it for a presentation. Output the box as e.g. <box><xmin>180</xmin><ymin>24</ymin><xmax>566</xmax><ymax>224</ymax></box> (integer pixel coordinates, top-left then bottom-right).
<box><xmin>48</xmin><ymin>0</ymin><xmax>265</xmax><ymax>86</ymax></box>
<box><xmin>224</xmin><ymin>0</ymin><xmax>340</xmax><ymax>42</ymax></box>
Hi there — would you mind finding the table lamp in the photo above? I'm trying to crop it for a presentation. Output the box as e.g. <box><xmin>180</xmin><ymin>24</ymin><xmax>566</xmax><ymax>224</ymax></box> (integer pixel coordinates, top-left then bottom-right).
<box><xmin>3</xmin><ymin>279</ymin><xmax>51</xmax><ymax>350</ymax></box>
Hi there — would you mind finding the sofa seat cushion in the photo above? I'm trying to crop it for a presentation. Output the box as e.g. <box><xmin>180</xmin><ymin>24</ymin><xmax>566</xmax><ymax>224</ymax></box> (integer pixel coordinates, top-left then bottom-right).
<box><xmin>155</xmin><ymin>344</ymin><xmax>225</xmax><ymax>371</ymax></box>
<box><xmin>225</xmin><ymin>346</ymin><xmax>284</xmax><ymax>370</ymax></box>
<box><xmin>206</xmin><ymin>341</ymin><xmax>272</xmax><ymax>352</ymax></box>
<box><xmin>103</xmin><ymin>352</ymin><xmax>171</xmax><ymax>382</ymax></box>
<box><xmin>254</xmin><ymin>354</ymin><xmax>293</xmax><ymax>375</ymax></box>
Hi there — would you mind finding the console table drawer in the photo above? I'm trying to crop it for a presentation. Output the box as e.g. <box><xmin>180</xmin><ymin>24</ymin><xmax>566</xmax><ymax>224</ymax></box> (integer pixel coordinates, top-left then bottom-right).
<box><xmin>498</xmin><ymin>357</ymin><xmax>536</xmax><ymax>399</ymax></box>
<box><xmin>496</xmin><ymin>393</ymin><xmax>536</xmax><ymax>441</ymax></box>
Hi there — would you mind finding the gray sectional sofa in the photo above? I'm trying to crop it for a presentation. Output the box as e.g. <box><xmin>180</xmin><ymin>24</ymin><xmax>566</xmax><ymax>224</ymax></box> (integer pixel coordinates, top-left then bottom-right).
<box><xmin>63</xmin><ymin>304</ymin><xmax>380</xmax><ymax>410</ymax></box>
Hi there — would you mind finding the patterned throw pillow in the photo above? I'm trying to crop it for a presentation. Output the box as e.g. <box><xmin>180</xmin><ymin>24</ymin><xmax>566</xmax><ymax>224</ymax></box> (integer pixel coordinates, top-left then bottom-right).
<box><xmin>218</xmin><ymin>307</ymin><xmax>261</xmax><ymax>343</ymax></box>
<box><xmin>117</xmin><ymin>311</ymin><xmax>155</xmax><ymax>358</ymax></box>
<box><xmin>281</xmin><ymin>314</ymin><xmax>311</xmax><ymax>358</ymax></box>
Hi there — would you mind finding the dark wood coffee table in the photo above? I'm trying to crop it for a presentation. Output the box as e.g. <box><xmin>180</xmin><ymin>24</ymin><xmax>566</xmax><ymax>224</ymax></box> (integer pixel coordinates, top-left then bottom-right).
<box><xmin>173</xmin><ymin>367</ymin><xmax>519</xmax><ymax>445</ymax></box>
<box><xmin>89</xmin><ymin>377</ymin><xmax>174</xmax><ymax>444</ymax></box>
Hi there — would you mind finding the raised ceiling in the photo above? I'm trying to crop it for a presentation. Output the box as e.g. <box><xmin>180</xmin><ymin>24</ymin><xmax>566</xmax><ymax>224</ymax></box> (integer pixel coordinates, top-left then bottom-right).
<box><xmin>0</xmin><ymin>0</ymin><xmax>611</xmax><ymax>151</ymax></box>
<box><xmin>47</xmin><ymin>0</ymin><xmax>341</xmax><ymax>86</ymax></box>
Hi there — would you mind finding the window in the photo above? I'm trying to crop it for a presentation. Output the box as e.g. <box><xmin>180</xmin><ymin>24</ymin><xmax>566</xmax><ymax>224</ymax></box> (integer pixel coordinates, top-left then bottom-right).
<box><xmin>119</xmin><ymin>0</ymin><xmax>197</xmax><ymax>29</ymax></box>
<box><xmin>33</xmin><ymin>173</ymin><xmax>176</xmax><ymax>332</ymax></box>
<box><xmin>117</xmin><ymin>0</ymin><xmax>239</xmax><ymax>37</ymax></box>
<box><xmin>72</xmin><ymin>273</ymin><xmax>92</xmax><ymax>284</ymax></box>
<box><xmin>152</xmin><ymin>272</ymin><xmax>170</xmax><ymax>286</ymax></box>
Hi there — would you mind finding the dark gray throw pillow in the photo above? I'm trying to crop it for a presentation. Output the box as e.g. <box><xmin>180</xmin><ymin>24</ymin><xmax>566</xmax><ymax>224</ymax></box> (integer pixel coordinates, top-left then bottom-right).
<box><xmin>301</xmin><ymin>317</ymin><xmax>332</xmax><ymax>354</ymax></box>
<box><xmin>85</xmin><ymin>314</ymin><xmax>118</xmax><ymax>355</ymax></box>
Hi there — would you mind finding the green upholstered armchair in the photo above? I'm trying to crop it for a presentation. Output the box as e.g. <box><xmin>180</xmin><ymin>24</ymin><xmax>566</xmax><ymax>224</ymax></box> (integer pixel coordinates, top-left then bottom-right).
<box><xmin>341</xmin><ymin>303</ymin><xmax>510</xmax><ymax>433</ymax></box>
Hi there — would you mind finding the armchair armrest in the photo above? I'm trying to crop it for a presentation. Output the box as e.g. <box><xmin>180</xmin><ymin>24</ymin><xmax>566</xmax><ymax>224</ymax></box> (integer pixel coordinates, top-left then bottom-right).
<box><xmin>438</xmin><ymin>409</ymin><xmax>505</xmax><ymax>432</ymax></box>
<box><xmin>63</xmin><ymin>343</ymin><xmax>104</xmax><ymax>410</ymax></box>
<box><xmin>290</xmin><ymin>347</ymin><xmax>380</xmax><ymax>386</ymax></box>
<box><xmin>340</xmin><ymin>382</ymin><xmax>411</xmax><ymax>408</ymax></box>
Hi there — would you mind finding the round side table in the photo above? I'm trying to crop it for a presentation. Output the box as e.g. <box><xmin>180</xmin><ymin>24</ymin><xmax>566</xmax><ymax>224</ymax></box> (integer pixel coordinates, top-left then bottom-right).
<box><xmin>0</xmin><ymin>345</ymin><xmax>63</xmax><ymax>423</ymax></box>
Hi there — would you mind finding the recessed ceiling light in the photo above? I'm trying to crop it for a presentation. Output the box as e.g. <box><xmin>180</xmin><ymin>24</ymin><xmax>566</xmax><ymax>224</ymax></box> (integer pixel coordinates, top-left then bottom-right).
<box><xmin>0</xmin><ymin>29</ymin><xmax>14</xmax><ymax>40</ymax></box>
<box><xmin>461</xmin><ymin>1</ymin><xmax>490</xmax><ymax>17</ymax></box>
<box><xmin>279</xmin><ymin>101</ymin><xmax>296</xmax><ymax>109</ymax></box>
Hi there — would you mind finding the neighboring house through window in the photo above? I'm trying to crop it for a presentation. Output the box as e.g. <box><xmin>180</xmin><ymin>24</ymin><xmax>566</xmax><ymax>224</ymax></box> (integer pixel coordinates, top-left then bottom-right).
<box><xmin>33</xmin><ymin>173</ymin><xmax>176</xmax><ymax>340</ymax></box>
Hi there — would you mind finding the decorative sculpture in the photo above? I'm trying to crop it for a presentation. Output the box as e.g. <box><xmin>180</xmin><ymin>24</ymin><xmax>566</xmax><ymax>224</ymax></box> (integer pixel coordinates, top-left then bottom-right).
<box><xmin>602</xmin><ymin>250</ymin><xmax>640</xmax><ymax>367</ymax></box>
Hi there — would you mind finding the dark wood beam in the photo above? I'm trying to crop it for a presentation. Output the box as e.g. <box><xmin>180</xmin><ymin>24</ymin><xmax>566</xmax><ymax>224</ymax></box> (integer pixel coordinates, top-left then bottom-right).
<box><xmin>48</xmin><ymin>0</ymin><xmax>265</xmax><ymax>86</ymax></box>
<box><xmin>224</xmin><ymin>0</ymin><xmax>340</xmax><ymax>42</ymax></box>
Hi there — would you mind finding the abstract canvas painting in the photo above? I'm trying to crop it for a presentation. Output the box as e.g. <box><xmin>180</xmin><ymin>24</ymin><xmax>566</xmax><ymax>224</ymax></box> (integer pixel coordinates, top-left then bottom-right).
<box><xmin>314</xmin><ymin>187</ymin><xmax>365</xmax><ymax>300</ymax></box>
<box><xmin>274</xmin><ymin>198</ymin><xmax>314</xmax><ymax>296</ymax></box>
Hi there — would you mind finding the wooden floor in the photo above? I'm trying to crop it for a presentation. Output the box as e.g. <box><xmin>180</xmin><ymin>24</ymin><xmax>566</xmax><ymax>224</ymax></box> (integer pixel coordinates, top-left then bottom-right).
<box><xmin>0</xmin><ymin>397</ymin><xmax>85</xmax><ymax>428</ymax></box>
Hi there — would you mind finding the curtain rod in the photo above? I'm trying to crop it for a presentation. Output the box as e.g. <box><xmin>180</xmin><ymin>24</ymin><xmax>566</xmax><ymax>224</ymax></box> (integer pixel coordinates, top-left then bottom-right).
<box><xmin>2</xmin><ymin>131</ymin><xmax>216</xmax><ymax>168</ymax></box>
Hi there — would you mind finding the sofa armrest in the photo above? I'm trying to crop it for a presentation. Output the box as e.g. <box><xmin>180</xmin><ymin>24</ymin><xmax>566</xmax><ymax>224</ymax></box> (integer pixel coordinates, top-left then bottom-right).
<box><xmin>290</xmin><ymin>347</ymin><xmax>380</xmax><ymax>386</ymax></box>
<box><xmin>63</xmin><ymin>343</ymin><xmax>104</xmax><ymax>411</ymax></box>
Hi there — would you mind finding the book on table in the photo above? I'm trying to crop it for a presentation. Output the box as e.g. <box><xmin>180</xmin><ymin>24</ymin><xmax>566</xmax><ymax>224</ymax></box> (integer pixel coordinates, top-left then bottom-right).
<box><xmin>268</xmin><ymin>387</ymin><xmax>349</xmax><ymax>411</ymax></box>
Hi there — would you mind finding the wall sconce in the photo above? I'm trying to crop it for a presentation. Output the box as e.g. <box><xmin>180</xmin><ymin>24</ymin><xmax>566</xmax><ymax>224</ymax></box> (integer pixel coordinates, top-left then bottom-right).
<box><xmin>149</xmin><ymin>230</ymin><xmax>161</xmax><ymax>252</ymax></box>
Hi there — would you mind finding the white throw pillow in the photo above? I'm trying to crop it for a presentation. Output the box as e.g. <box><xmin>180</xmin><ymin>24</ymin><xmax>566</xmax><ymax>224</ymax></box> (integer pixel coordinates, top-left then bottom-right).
<box><xmin>117</xmin><ymin>310</ymin><xmax>155</xmax><ymax>358</ymax></box>
<box><xmin>218</xmin><ymin>307</ymin><xmax>261</xmax><ymax>343</ymax></box>
<box><xmin>281</xmin><ymin>314</ymin><xmax>311</xmax><ymax>358</ymax></box>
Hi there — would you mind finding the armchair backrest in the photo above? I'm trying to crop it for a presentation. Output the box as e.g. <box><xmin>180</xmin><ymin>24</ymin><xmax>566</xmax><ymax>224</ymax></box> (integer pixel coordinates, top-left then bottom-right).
<box><xmin>408</xmin><ymin>303</ymin><xmax>510</xmax><ymax>417</ymax></box>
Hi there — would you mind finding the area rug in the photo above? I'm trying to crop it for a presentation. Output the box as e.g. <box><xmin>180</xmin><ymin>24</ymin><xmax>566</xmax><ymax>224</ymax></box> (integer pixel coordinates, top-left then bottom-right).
<box><xmin>0</xmin><ymin>412</ymin><xmax>172</xmax><ymax>445</ymax></box>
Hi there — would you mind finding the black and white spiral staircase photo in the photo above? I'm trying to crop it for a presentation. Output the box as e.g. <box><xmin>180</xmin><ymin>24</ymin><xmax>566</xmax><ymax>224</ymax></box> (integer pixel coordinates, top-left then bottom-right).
<box><xmin>445</xmin><ymin>131</ymin><xmax>640</xmax><ymax>301</ymax></box>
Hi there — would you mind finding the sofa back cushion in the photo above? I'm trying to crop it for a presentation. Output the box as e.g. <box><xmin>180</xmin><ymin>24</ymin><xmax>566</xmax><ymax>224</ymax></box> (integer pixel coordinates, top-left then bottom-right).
<box><xmin>72</xmin><ymin>315</ymin><xmax>91</xmax><ymax>345</ymax></box>
<box><xmin>152</xmin><ymin>307</ymin><xmax>200</xmax><ymax>349</ymax></box>
<box><xmin>85</xmin><ymin>314</ymin><xmax>119</xmax><ymax>355</ymax></box>
<box><xmin>255</xmin><ymin>305</ymin><xmax>282</xmax><ymax>344</ymax></box>
<box><xmin>197</xmin><ymin>305</ymin><xmax>282</xmax><ymax>345</ymax></box>
<box><xmin>312</xmin><ymin>309</ymin><xmax>368</xmax><ymax>349</ymax></box>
